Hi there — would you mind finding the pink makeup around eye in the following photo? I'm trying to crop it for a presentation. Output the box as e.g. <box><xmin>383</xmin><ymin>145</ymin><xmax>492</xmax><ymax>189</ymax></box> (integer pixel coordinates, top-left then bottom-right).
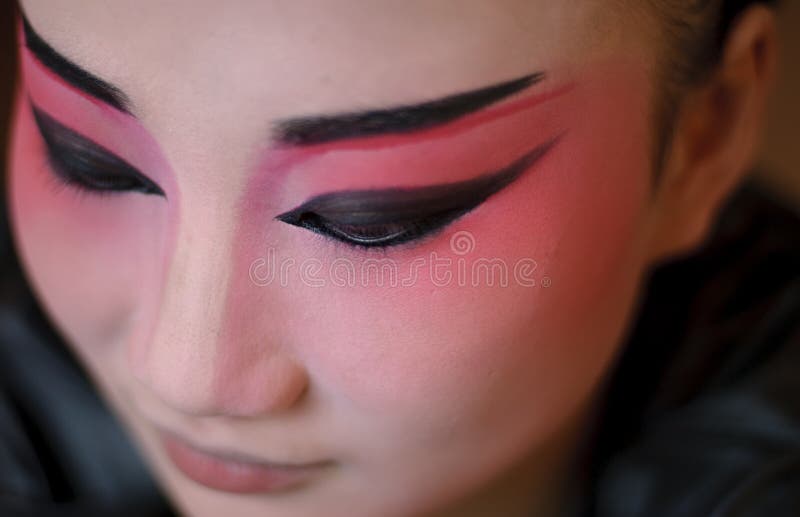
<box><xmin>17</xmin><ymin>30</ymin><xmax>174</xmax><ymax>197</ymax></box>
<box><xmin>241</xmin><ymin>80</ymin><xmax>576</xmax><ymax>222</ymax></box>
<box><xmin>235</xmin><ymin>58</ymin><xmax>652</xmax><ymax>258</ymax></box>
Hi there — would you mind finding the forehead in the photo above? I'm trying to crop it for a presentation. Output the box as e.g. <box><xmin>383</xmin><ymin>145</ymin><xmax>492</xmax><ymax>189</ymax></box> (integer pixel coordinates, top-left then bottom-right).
<box><xmin>18</xmin><ymin>1</ymin><xmax>642</xmax><ymax>118</ymax></box>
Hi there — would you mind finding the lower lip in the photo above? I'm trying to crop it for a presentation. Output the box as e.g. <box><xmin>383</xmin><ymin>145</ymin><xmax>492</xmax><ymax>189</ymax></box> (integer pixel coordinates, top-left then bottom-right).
<box><xmin>159</xmin><ymin>432</ymin><xmax>323</xmax><ymax>494</ymax></box>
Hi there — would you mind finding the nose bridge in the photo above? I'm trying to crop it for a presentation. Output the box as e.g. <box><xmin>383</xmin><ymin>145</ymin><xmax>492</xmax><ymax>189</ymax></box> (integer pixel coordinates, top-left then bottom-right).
<box><xmin>130</xmin><ymin>191</ymin><xmax>307</xmax><ymax>418</ymax></box>
<box><xmin>132</xmin><ymin>198</ymin><xmax>230</xmax><ymax>413</ymax></box>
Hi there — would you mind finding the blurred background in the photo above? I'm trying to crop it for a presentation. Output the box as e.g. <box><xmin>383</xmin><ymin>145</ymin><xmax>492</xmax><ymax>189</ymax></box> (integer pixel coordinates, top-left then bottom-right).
<box><xmin>1</xmin><ymin>0</ymin><xmax>798</xmax><ymax>203</ymax></box>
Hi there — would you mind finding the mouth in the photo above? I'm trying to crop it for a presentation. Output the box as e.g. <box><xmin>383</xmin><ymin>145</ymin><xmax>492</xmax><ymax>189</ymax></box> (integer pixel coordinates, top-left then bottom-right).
<box><xmin>156</xmin><ymin>428</ymin><xmax>334</xmax><ymax>494</ymax></box>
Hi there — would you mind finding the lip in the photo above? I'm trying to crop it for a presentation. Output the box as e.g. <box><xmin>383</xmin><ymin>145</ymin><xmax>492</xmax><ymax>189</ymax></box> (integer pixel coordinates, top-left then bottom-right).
<box><xmin>157</xmin><ymin>429</ymin><xmax>331</xmax><ymax>494</ymax></box>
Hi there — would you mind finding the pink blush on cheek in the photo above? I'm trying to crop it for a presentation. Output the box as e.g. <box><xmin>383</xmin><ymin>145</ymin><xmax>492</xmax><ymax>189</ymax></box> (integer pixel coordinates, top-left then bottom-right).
<box><xmin>11</xmin><ymin>30</ymin><xmax>183</xmax><ymax>358</ymax></box>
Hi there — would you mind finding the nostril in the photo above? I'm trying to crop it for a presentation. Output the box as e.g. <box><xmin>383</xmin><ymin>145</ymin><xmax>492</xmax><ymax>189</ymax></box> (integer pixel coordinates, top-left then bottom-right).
<box><xmin>129</xmin><ymin>345</ymin><xmax>310</xmax><ymax>419</ymax></box>
<box><xmin>210</xmin><ymin>354</ymin><xmax>310</xmax><ymax>417</ymax></box>
<box><xmin>131</xmin><ymin>368</ymin><xmax>217</xmax><ymax>418</ymax></box>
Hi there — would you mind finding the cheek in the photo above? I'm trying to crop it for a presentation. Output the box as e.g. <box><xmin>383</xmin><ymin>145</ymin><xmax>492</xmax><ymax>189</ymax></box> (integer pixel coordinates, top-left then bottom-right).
<box><xmin>6</xmin><ymin>91</ymin><xmax>167</xmax><ymax>357</ymax></box>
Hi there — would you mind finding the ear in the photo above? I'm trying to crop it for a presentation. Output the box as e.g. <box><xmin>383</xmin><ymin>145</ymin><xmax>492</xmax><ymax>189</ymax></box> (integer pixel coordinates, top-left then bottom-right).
<box><xmin>645</xmin><ymin>5</ymin><xmax>778</xmax><ymax>265</ymax></box>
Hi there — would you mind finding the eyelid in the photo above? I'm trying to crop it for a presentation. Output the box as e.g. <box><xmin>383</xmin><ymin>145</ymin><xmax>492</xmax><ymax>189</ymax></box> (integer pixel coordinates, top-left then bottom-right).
<box><xmin>275</xmin><ymin>133</ymin><xmax>563</xmax><ymax>248</ymax></box>
<box><xmin>279</xmin><ymin>186</ymin><xmax>470</xmax><ymax>226</ymax></box>
<box><xmin>277</xmin><ymin>134</ymin><xmax>562</xmax><ymax>224</ymax></box>
<box><xmin>30</xmin><ymin>102</ymin><xmax>165</xmax><ymax>196</ymax></box>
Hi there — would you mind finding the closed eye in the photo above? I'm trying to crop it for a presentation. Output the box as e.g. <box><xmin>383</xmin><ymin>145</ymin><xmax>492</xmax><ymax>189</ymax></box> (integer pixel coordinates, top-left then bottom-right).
<box><xmin>280</xmin><ymin>208</ymin><xmax>472</xmax><ymax>250</ymax></box>
<box><xmin>31</xmin><ymin>103</ymin><xmax>165</xmax><ymax>197</ymax></box>
<box><xmin>274</xmin><ymin>134</ymin><xmax>562</xmax><ymax>251</ymax></box>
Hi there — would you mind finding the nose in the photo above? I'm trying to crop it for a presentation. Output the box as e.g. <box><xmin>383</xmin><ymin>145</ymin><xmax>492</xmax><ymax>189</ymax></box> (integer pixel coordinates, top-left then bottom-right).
<box><xmin>128</xmin><ymin>200</ymin><xmax>309</xmax><ymax>418</ymax></box>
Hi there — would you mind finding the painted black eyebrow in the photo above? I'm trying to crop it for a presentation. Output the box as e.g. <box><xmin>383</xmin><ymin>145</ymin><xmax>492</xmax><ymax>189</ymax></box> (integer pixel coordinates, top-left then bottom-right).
<box><xmin>20</xmin><ymin>11</ymin><xmax>132</xmax><ymax>114</ymax></box>
<box><xmin>19</xmin><ymin>9</ymin><xmax>542</xmax><ymax>147</ymax></box>
<box><xmin>272</xmin><ymin>71</ymin><xmax>545</xmax><ymax>146</ymax></box>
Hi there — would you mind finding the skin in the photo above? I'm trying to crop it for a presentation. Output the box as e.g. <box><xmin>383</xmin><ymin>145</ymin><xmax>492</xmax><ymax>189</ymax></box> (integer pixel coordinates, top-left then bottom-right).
<box><xmin>6</xmin><ymin>1</ymin><xmax>777</xmax><ymax>516</ymax></box>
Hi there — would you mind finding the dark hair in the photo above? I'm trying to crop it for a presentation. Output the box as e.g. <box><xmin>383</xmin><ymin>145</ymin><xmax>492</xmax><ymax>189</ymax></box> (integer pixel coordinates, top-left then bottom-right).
<box><xmin>652</xmin><ymin>0</ymin><xmax>779</xmax><ymax>178</ymax></box>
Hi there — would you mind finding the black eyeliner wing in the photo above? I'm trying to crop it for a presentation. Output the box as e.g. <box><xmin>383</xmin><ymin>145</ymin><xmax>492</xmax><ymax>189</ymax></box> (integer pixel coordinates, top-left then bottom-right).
<box><xmin>276</xmin><ymin>134</ymin><xmax>562</xmax><ymax>228</ymax></box>
<box><xmin>31</xmin><ymin>104</ymin><xmax>164</xmax><ymax>196</ymax></box>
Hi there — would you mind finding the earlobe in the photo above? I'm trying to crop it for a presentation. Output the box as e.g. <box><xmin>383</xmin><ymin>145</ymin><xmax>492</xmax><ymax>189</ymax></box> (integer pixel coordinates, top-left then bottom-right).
<box><xmin>644</xmin><ymin>5</ymin><xmax>778</xmax><ymax>265</ymax></box>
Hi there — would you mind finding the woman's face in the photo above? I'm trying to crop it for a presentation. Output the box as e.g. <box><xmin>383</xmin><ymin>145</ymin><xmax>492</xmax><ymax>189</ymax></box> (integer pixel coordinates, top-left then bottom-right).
<box><xmin>8</xmin><ymin>1</ymin><xmax>666</xmax><ymax>515</ymax></box>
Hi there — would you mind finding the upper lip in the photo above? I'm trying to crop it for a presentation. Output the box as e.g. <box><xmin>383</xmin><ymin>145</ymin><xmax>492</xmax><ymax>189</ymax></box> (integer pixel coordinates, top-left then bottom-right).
<box><xmin>155</xmin><ymin>425</ymin><xmax>333</xmax><ymax>470</ymax></box>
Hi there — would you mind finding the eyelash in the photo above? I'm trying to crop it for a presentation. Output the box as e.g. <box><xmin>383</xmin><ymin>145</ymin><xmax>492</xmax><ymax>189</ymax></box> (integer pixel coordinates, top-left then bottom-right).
<box><xmin>276</xmin><ymin>135</ymin><xmax>563</xmax><ymax>252</ymax></box>
<box><xmin>43</xmin><ymin>155</ymin><xmax>151</xmax><ymax>199</ymax></box>
<box><xmin>46</xmin><ymin>145</ymin><xmax>164</xmax><ymax>197</ymax></box>
<box><xmin>283</xmin><ymin>210</ymin><xmax>467</xmax><ymax>253</ymax></box>
<box><xmin>32</xmin><ymin>106</ymin><xmax>164</xmax><ymax>199</ymax></box>
<box><xmin>41</xmin><ymin>160</ymin><xmax>106</xmax><ymax>201</ymax></box>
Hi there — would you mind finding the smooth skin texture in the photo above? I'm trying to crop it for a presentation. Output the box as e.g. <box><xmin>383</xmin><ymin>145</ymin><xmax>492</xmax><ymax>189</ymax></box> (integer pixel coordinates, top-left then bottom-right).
<box><xmin>6</xmin><ymin>1</ymin><xmax>777</xmax><ymax>516</ymax></box>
